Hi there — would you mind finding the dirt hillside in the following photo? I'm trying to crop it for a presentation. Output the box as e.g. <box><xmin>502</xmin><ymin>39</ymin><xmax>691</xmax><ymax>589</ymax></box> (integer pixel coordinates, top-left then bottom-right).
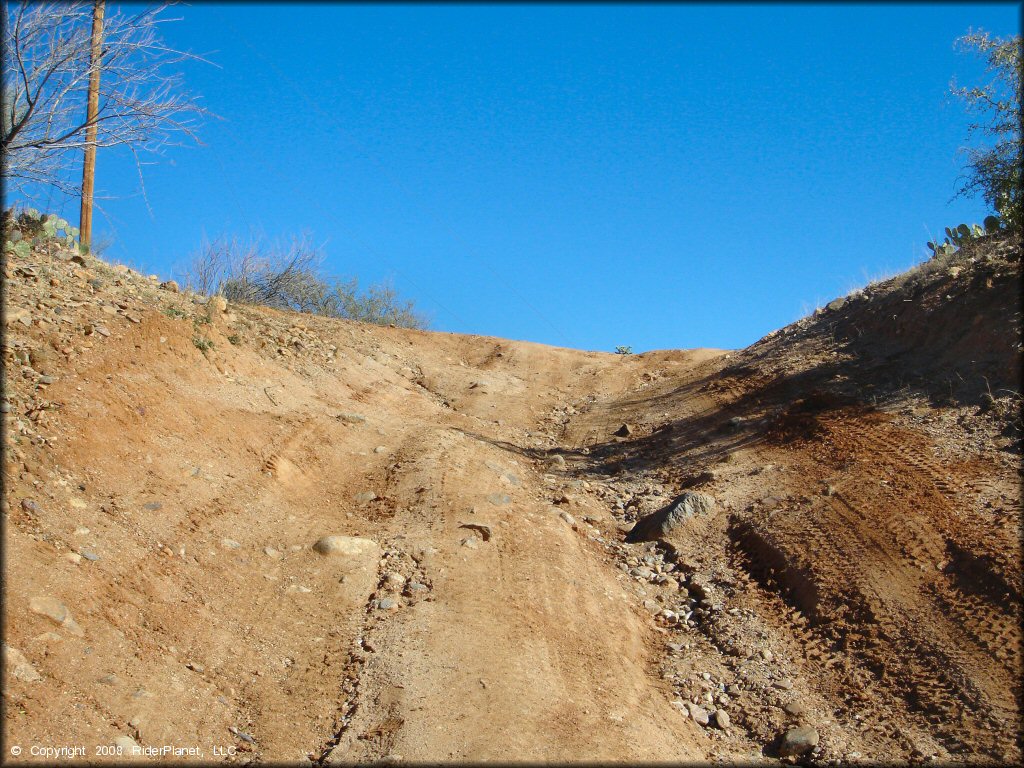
<box><xmin>2</xmin><ymin>231</ymin><xmax>1020</xmax><ymax>765</ymax></box>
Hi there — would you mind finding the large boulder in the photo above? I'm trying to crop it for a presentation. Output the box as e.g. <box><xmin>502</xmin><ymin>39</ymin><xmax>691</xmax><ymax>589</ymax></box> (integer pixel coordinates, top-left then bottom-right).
<box><xmin>626</xmin><ymin>491</ymin><xmax>714</xmax><ymax>542</ymax></box>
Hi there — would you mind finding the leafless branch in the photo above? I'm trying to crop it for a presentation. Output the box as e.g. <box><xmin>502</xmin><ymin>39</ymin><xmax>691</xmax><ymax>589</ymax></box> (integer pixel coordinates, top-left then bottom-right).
<box><xmin>1</xmin><ymin>0</ymin><xmax>209</xmax><ymax>197</ymax></box>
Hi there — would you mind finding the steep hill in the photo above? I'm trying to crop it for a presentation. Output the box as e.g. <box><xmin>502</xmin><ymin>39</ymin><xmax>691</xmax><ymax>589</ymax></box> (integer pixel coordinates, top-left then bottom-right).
<box><xmin>2</xmin><ymin>231</ymin><xmax>1020</xmax><ymax>764</ymax></box>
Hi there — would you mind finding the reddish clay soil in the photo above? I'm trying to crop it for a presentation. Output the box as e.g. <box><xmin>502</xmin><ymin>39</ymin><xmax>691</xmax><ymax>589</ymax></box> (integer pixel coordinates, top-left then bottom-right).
<box><xmin>3</xmin><ymin>231</ymin><xmax>1020</xmax><ymax>764</ymax></box>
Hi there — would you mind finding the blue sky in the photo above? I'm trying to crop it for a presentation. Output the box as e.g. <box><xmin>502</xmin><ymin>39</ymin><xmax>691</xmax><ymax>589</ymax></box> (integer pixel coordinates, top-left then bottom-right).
<box><xmin>20</xmin><ymin>3</ymin><xmax>1021</xmax><ymax>352</ymax></box>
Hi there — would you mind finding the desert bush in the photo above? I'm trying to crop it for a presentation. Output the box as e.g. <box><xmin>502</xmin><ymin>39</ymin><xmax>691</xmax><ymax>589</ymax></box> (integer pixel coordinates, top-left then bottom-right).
<box><xmin>182</xmin><ymin>234</ymin><xmax>426</xmax><ymax>329</ymax></box>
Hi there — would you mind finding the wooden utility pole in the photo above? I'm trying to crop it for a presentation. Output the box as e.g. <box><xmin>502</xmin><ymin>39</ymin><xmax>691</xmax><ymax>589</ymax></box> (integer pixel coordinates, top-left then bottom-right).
<box><xmin>79</xmin><ymin>0</ymin><xmax>105</xmax><ymax>251</ymax></box>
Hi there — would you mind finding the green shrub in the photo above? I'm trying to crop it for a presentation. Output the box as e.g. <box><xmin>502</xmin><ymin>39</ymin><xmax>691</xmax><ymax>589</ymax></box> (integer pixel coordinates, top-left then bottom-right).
<box><xmin>951</xmin><ymin>30</ymin><xmax>1022</xmax><ymax>231</ymax></box>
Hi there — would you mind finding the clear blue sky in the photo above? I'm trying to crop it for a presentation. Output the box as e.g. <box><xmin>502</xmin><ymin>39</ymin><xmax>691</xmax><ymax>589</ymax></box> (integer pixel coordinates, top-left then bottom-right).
<box><xmin>23</xmin><ymin>3</ymin><xmax>1021</xmax><ymax>352</ymax></box>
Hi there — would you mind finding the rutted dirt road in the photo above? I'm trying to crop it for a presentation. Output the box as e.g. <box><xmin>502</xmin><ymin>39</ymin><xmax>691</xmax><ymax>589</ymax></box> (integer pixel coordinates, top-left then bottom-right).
<box><xmin>3</xmin><ymin>232</ymin><xmax>1021</xmax><ymax>764</ymax></box>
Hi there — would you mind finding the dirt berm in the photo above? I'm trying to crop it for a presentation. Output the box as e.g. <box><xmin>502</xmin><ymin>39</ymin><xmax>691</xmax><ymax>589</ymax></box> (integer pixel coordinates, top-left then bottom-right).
<box><xmin>2</xmin><ymin>230</ymin><xmax>1020</xmax><ymax>764</ymax></box>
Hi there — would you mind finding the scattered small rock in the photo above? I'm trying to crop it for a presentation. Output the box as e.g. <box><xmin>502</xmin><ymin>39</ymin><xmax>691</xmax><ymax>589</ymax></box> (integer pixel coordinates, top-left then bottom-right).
<box><xmin>686</xmin><ymin>702</ymin><xmax>710</xmax><ymax>726</ymax></box>
<box><xmin>28</xmin><ymin>596</ymin><xmax>84</xmax><ymax>637</ymax></box>
<box><xmin>312</xmin><ymin>535</ymin><xmax>378</xmax><ymax>559</ymax></box>
<box><xmin>4</xmin><ymin>646</ymin><xmax>43</xmax><ymax>682</ymax></box>
<box><xmin>337</xmin><ymin>412</ymin><xmax>367</xmax><ymax>424</ymax></box>
<box><xmin>383</xmin><ymin>572</ymin><xmax>406</xmax><ymax>590</ymax></box>
<box><xmin>113</xmin><ymin>735</ymin><xmax>140</xmax><ymax>751</ymax></box>
<box><xmin>458</xmin><ymin>522</ymin><xmax>492</xmax><ymax>541</ymax></box>
<box><xmin>783</xmin><ymin>701</ymin><xmax>806</xmax><ymax>717</ymax></box>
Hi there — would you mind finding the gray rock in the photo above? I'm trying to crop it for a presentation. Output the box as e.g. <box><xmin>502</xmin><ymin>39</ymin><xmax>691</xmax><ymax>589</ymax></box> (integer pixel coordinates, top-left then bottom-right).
<box><xmin>143</xmin><ymin>502</ymin><xmax>163</xmax><ymax>511</ymax></box>
<box><xmin>354</xmin><ymin>491</ymin><xmax>377</xmax><ymax>503</ymax></box>
<box><xmin>826</xmin><ymin>297</ymin><xmax>847</xmax><ymax>312</ymax></box>
<box><xmin>219</xmin><ymin>538</ymin><xmax>241</xmax><ymax>550</ymax></box>
<box><xmin>773</xmin><ymin>678</ymin><xmax>794</xmax><ymax>690</ymax></box>
<box><xmin>626</xmin><ymin>491</ymin><xmax>715</xmax><ymax>542</ymax></box>
<box><xmin>559</xmin><ymin>510</ymin><xmax>578</xmax><ymax>529</ymax></box>
<box><xmin>486</xmin><ymin>493</ymin><xmax>511</xmax><ymax>506</ymax></box>
<box><xmin>377</xmin><ymin>597</ymin><xmax>398</xmax><ymax>610</ymax></box>
<box><xmin>778</xmin><ymin>726</ymin><xmax>819</xmax><ymax>757</ymax></box>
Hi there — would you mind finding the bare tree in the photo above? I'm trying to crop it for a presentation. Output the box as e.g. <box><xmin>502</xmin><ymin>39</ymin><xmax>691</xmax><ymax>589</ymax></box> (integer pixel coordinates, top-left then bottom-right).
<box><xmin>1</xmin><ymin>1</ymin><xmax>206</xmax><ymax>197</ymax></box>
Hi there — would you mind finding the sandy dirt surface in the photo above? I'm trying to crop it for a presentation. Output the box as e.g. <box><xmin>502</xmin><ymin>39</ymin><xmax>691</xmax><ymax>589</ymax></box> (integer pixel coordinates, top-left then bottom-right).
<box><xmin>2</xmin><ymin>232</ymin><xmax>1020</xmax><ymax>764</ymax></box>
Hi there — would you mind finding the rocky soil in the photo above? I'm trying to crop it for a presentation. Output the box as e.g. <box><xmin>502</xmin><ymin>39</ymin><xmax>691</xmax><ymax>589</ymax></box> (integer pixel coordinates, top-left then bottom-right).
<box><xmin>2</xmin><ymin>231</ymin><xmax>1020</xmax><ymax>764</ymax></box>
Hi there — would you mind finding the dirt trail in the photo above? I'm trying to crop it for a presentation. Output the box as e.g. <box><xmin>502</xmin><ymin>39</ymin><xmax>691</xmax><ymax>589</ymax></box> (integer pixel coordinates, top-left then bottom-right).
<box><xmin>3</xmin><ymin>233</ymin><xmax>1021</xmax><ymax>764</ymax></box>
